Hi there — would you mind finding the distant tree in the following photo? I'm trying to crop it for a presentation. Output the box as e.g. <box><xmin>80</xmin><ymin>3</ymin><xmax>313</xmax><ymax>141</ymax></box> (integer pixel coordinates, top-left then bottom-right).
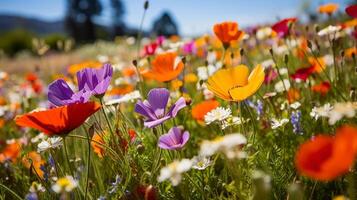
<box><xmin>65</xmin><ymin>0</ymin><xmax>102</xmax><ymax>42</ymax></box>
<box><xmin>151</xmin><ymin>11</ymin><xmax>179</xmax><ymax>37</ymax></box>
<box><xmin>110</xmin><ymin>0</ymin><xmax>126</xmax><ymax>36</ymax></box>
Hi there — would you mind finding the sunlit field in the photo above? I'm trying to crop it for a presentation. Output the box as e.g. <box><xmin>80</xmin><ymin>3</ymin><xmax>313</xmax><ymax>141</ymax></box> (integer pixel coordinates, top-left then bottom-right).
<box><xmin>2</xmin><ymin>1</ymin><xmax>357</xmax><ymax>200</ymax></box>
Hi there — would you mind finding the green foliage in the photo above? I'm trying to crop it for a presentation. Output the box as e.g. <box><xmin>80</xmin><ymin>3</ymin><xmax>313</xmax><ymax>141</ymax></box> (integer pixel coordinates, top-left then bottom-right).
<box><xmin>0</xmin><ymin>29</ymin><xmax>33</xmax><ymax>56</ymax></box>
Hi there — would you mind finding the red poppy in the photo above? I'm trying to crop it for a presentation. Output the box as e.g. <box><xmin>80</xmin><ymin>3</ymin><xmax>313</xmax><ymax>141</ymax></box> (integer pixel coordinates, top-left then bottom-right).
<box><xmin>26</xmin><ymin>73</ymin><xmax>38</xmax><ymax>83</ymax></box>
<box><xmin>295</xmin><ymin>125</ymin><xmax>357</xmax><ymax>181</ymax></box>
<box><xmin>311</xmin><ymin>81</ymin><xmax>331</xmax><ymax>95</ymax></box>
<box><xmin>15</xmin><ymin>102</ymin><xmax>101</xmax><ymax>136</ymax></box>
<box><xmin>346</xmin><ymin>5</ymin><xmax>357</xmax><ymax>18</ymax></box>
<box><xmin>143</xmin><ymin>42</ymin><xmax>158</xmax><ymax>56</ymax></box>
<box><xmin>272</xmin><ymin>18</ymin><xmax>297</xmax><ymax>38</ymax></box>
<box><xmin>290</xmin><ymin>66</ymin><xmax>315</xmax><ymax>81</ymax></box>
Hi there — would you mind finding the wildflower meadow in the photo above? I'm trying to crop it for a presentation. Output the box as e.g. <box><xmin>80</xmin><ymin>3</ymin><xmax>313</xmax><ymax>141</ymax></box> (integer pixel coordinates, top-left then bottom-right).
<box><xmin>2</xmin><ymin>1</ymin><xmax>357</xmax><ymax>200</ymax></box>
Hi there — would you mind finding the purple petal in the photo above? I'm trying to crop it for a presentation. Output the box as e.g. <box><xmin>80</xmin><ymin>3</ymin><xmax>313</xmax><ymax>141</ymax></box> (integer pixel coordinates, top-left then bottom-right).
<box><xmin>167</xmin><ymin>97</ymin><xmax>186</xmax><ymax>117</ymax></box>
<box><xmin>76</xmin><ymin>64</ymin><xmax>113</xmax><ymax>95</ymax></box>
<box><xmin>93</xmin><ymin>76</ymin><xmax>112</xmax><ymax>95</ymax></box>
<box><xmin>144</xmin><ymin>115</ymin><xmax>171</xmax><ymax>128</ymax></box>
<box><xmin>135</xmin><ymin>100</ymin><xmax>157</xmax><ymax>120</ymax></box>
<box><xmin>147</xmin><ymin>88</ymin><xmax>170</xmax><ymax>117</ymax></box>
<box><xmin>70</xmin><ymin>90</ymin><xmax>92</xmax><ymax>103</ymax></box>
<box><xmin>181</xmin><ymin>131</ymin><xmax>190</xmax><ymax>146</ymax></box>
<box><xmin>158</xmin><ymin>127</ymin><xmax>189</xmax><ymax>150</ymax></box>
<box><xmin>48</xmin><ymin>79</ymin><xmax>74</xmax><ymax>106</ymax></box>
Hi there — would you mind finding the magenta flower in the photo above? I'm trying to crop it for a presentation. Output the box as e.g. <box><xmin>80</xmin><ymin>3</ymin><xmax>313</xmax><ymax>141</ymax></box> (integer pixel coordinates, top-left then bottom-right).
<box><xmin>77</xmin><ymin>63</ymin><xmax>113</xmax><ymax>97</ymax></box>
<box><xmin>48</xmin><ymin>79</ymin><xmax>92</xmax><ymax>106</ymax></box>
<box><xmin>264</xmin><ymin>67</ymin><xmax>278</xmax><ymax>84</ymax></box>
<box><xmin>182</xmin><ymin>41</ymin><xmax>196</xmax><ymax>55</ymax></box>
<box><xmin>158</xmin><ymin>127</ymin><xmax>189</xmax><ymax>150</ymax></box>
<box><xmin>134</xmin><ymin>88</ymin><xmax>186</xmax><ymax>128</ymax></box>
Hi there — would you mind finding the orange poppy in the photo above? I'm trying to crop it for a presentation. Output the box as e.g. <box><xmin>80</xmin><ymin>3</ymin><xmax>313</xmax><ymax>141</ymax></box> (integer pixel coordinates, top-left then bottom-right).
<box><xmin>311</xmin><ymin>81</ymin><xmax>331</xmax><ymax>95</ymax></box>
<box><xmin>91</xmin><ymin>132</ymin><xmax>107</xmax><ymax>158</ymax></box>
<box><xmin>108</xmin><ymin>85</ymin><xmax>135</xmax><ymax>96</ymax></box>
<box><xmin>22</xmin><ymin>151</ymin><xmax>45</xmax><ymax>178</ymax></box>
<box><xmin>67</xmin><ymin>61</ymin><xmax>102</xmax><ymax>75</ymax></box>
<box><xmin>345</xmin><ymin>47</ymin><xmax>357</xmax><ymax>58</ymax></box>
<box><xmin>213</xmin><ymin>22</ymin><xmax>244</xmax><ymax>48</ymax></box>
<box><xmin>122</xmin><ymin>67</ymin><xmax>137</xmax><ymax>77</ymax></box>
<box><xmin>15</xmin><ymin>102</ymin><xmax>101</xmax><ymax>136</ymax></box>
<box><xmin>0</xmin><ymin>140</ymin><xmax>21</xmax><ymax>163</ymax></box>
<box><xmin>295</xmin><ymin>125</ymin><xmax>357</xmax><ymax>181</ymax></box>
<box><xmin>318</xmin><ymin>3</ymin><xmax>339</xmax><ymax>15</ymax></box>
<box><xmin>142</xmin><ymin>52</ymin><xmax>184</xmax><ymax>82</ymax></box>
<box><xmin>192</xmin><ymin>100</ymin><xmax>220</xmax><ymax>122</ymax></box>
<box><xmin>287</xmin><ymin>88</ymin><xmax>300</xmax><ymax>103</ymax></box>
<box><xmin>308</xmin><ymin>57</ymin><xmax>326</xmax><ymax>73</ymax></box>
<box><xmin>207</xmin><ymin>65</ymin><xmax>265</xmax><ymax>101</ymax></box>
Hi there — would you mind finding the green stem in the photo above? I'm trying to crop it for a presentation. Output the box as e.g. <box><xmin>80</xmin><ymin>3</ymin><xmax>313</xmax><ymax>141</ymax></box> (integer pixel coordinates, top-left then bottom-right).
<box><xmin>85</xmin><ymin>129</ymin><xmax>91</xmax><ymax>200</ymax></box>
<box><xmin>0</xmin><ymin>183</ymin><xmax>22</xmax><ymax>200</ymax></box>
<box><xmin>63</xmin><ymin>137</ymin><xmax>74</xmax><ymax>177</ymax></box>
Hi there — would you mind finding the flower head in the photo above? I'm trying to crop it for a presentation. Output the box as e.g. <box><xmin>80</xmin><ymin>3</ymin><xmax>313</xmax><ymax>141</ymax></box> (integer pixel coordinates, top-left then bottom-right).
<box><xmin>272</xmin><ymin>18</ymin><xmax>297</xmax><ymax>38</ymax></box>
<box><xmin>295</xmin><ymin>125</ymin><xmax>357</xmax><ymax>181</ymax></box>
<box><xmin>142</xmin><ymin>52</ymin><xmax>184</xmax><ymax>82</ymax></box>
<box><xmin>48</xmin><ymin>79</ymin><xmax>92</xmax><ymax>107</ymax></box>
<box><xmin>191</xmin><ymin>100</ymin><xmax>219</xmax><ymax>123</ymax></box>
<box><xmin>213</xmin><ymin>22</ymin><xmax>244</xmax><ymax>47</ymax></box>
<box><xmin>77</xmin><ymin>63</ymin><xmax>113</xmax><ymax>96</ymax></box>
<box><xmin>318</xmin><ymin>3</ymin><xmax>339</xmax><ymax>15</ymax></box>
<box><xmin>207</xmin><ymin>65</ymin><xmax>265</xmax><ymax>101</ymax></box>
<box><xmin>51</xmin><ymin>176</ymin><xmax>78</xmax><ymax>193</ymax></box>
<box><xmin>0</xmin><ymin>140</ymin><xmax>21</xmax><ymax>163</ymax></box>
<box><xmin>346</xmin><ymin>4</ymin><xmax>357</xmax><ymax>18</ymax></box>
<box><xmin>15</xmin><ymin>102</ymin><xmax>101</xmax><ymax>136</ymax></box>
<box><xmin>199</xmin><ymin>133</ymin><xmax>247</xmax><ymax>159</ymax></box>
<box><xmin>204</xmin><ymin>107</ymin><xmax>231</xmax><ymax>125</ymax></box>
<box><xmin>37</xmin><ymin>137</ymin><xmax>63</xmax><ymax>152</ymax></box>
<box><xmin>158</xmin><ymin>127</ymin><xmax>189</xmax><ymax>150</ymax></box>
<box><xmin>158</xmin><ymin>159</ymin><xmax>193</xmax><ymax>186</ymax></box>
<box><xmin>191</xmin><ymin>156</ymin><xmax>212</xmax><ymax>170</ymax></box>
<box><xmin>135</xmin><ymin>88</ymin><xmax>186</xmax><ymax>128</ymax></box>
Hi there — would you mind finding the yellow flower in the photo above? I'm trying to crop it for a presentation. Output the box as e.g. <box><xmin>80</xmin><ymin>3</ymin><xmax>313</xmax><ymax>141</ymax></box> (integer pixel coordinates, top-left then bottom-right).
<box><xmin>184</xmin><ymin>73</ymin><xmax>198</xmax><ymax>83</ymax></box>
<box><xmin>206</xmin><ymin>65</ymin><xmax>264</xmax><ymax>101</ymax></box>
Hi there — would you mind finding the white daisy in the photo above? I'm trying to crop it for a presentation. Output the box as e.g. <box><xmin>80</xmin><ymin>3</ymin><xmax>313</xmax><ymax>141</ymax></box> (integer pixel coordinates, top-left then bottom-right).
<box><xmin>158</xmin><ymin>159</ymin><xmax>193</xmax><ymax>186</ymax></box>
<box><xmin>51</xmin><ymin>176</ymin><xmax>78</xmax><ymax>193</ymax></box>
<box><xmin>271</xmin><ymin>118</ymin><xmax>289</xmax><ymax>129</ymax></box>
<box><xmin>199</xmin><ymin>133</ymin><xmax>247</xmax><ymax>159</ymax></box>
<box><xmin>204</xmin><ymin>107</ymin><xmax>232</xmax><ymax>125</ymax></box>
<box><xmin>37</xmin><ymin>137</ymin><xmax>63</xmax><ymax>153</ymax></box>
<box><xmin>310</xmin><ymin>103</ymin><xmax>333</xmax><ymax>120</ymax></box>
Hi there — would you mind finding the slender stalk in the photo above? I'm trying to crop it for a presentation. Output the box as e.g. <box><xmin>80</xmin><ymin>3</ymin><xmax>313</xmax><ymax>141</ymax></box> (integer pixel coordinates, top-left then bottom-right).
<box><xmin>85</xmin><ymin>129</ymin><xmax>91</xmax><ymax>200</ymax></box>
<box><xmin>0</xmin><ymin>183</ymin><xmax>22</xmax><ymax>200</ymax></box>
<box><xmin>63</xmin><ymin>137</ymin><xmax>74</xmax><ymax>177</ymax></box>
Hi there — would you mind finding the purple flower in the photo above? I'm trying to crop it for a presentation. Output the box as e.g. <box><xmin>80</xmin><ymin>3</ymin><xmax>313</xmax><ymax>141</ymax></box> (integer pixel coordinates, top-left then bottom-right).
<box><xmin>48</xmin><ymin>79</ymin><xmax>92</xmax><ymax>106</ymax></box>
<box><xmin>158</xmin><ymin>127</ymin><xmax>189</xmax><ymax>150</ymax></box>
<box><xmin>77</xmin><ymin>63</ymin><xmax>113</xmax><ymax>96</ymax></box>
<box><xmin>291</xmin><ymin>111</ymin><xmax>303</xmax><ymax>135</ymax></box>
<box><xmin>134</xmin><ymin>88</ymin><xmax>186</xmax><ymax>128</ymax></box>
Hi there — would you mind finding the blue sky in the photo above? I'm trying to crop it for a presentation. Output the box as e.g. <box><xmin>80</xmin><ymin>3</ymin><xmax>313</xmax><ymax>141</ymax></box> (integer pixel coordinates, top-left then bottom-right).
<box><xmin>0</xmin><ymin>0</ymin><xmax>349</xmax><ymax>36</ymax></box>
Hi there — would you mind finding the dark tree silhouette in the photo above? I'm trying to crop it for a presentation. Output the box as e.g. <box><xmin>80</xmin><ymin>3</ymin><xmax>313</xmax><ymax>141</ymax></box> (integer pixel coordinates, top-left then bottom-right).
<box><xmin>65</xmin><ymin>0</ymin><xmax>102</xmax><ymax>42</ymax></box>
<box><xmin>111</xmin><ymin>0</ymin><xmax>126</xmax><ymax>36</ymax></box>
<box><xmin>151</xmin><ymin>11</ymin><xmax>179</xmax><ymax>37</ymax></box>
